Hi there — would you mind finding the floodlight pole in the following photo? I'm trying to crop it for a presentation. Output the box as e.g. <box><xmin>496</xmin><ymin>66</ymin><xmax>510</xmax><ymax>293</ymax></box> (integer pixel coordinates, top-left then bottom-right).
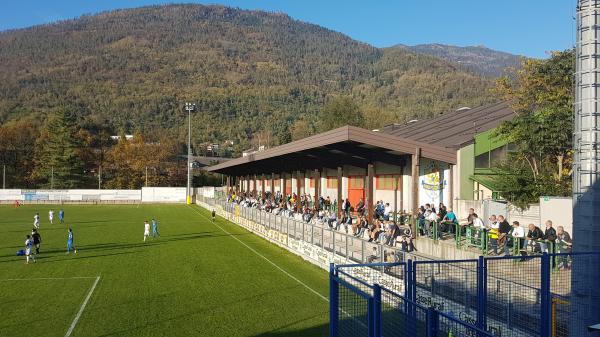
<box><xmin>2</xmin><ymin>165</ymin><xmax>5</xmax><ymax>189</ymax></box>
<box><xmin>185</xmin><ymin>102</ymin><xmax>196</xmax><ymax>204</ymax></box>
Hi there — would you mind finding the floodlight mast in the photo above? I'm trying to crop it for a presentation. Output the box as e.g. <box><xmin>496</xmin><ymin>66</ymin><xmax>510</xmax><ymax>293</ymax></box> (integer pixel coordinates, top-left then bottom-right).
<box><xmin>574</xmin><ymin>0</ymin><xmax>600</xmax><ymax>334</ymax></box>
<box><xmin>185</xmin><ymin>102</ymin><xmax>196</xmax><ymax>204</ymax></box>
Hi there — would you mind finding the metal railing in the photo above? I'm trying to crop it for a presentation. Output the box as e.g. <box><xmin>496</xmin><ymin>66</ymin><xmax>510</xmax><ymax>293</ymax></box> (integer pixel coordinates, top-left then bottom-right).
<box><xmin>331</xmin><ymin>252</ymin><xmax>600</xmax><ymax>337</ymax></box>
<box><xmin>332</xmin><ymin>263</ymin><xmax>495</xmax><ymax>337</ymax></box>
<box><xmin>198</xmin><ymin>195</ymin><xmax>425</xmax><ymax>266</ymax></box>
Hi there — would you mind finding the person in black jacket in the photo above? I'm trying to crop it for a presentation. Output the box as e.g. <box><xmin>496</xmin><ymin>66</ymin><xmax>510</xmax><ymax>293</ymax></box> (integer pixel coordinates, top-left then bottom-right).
<box><xmin>497</xmin><ymin>215</ymin><xmax>511</xmax><ymax>253</ymax></box>
<box><xmin>542</xmin><ymin>220</ymin><xmax>557</xmax><ymax>253</ymax></box>
<box><xmin>524</xmin><ymin>223</ymin><xmax>544</xmax><ymax>252</ymax></box>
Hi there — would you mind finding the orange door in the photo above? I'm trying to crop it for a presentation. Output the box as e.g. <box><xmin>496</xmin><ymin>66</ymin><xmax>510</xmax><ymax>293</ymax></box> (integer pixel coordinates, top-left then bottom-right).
<box><xmin>348</xmin><ymin>176</ymin><xmax>365</xmax><ymax>210</ymax></box>
<box><xmin>285</xmin><ymin>179</ymin><xmax>292</xmax><ymax>195</ymax></box>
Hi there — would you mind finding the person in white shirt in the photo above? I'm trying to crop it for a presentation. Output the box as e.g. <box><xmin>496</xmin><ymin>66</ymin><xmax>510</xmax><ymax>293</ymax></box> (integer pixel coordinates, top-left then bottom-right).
<box><xmin>33</xmin><ymin>213</ymin><xmax>40</xmax><ymax>229</ymax></box>
<box><xmin>48</xmin><ymin>210</ymin><xmax>54</xmax><ymax>224</ymax></box>
<box><xmin>383</xmin><ymin>203</ymin><xmax>392</xmax><ymax>221</ymax></box>
<box><xmin>505</xmin><ymin>221</ymin><xmax>525</xmax><ymax>255</ymax></box>
<box><xmin>25</xmin><ymin>235</ymin><xmax>36</xmax><ymax>264</ymax></box>
<box><xmin>472</xmin><ymin>214</ymin><xmax>484</xmax><ymax>229</ymax></box>
<box><xmin>487</xmin><ymin>215</ymin><xmax>498</xmax><ymax>230</ymax></box>
<box><xmin>143</xmin><ymin>220</ymin><xmax>151</xmax><ymax>242</ymax></box>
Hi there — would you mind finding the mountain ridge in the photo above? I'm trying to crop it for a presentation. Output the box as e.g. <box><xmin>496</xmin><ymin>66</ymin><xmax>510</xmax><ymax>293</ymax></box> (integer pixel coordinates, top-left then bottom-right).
<box><xmin>394</xmin><ymin>43</ymin><xmax>524</xmax><ymax>77</ymax></box>
<box><xmin>0</xmin><ymin>4</ymin><xmax>500</xmax><ymax>152</ymax></box>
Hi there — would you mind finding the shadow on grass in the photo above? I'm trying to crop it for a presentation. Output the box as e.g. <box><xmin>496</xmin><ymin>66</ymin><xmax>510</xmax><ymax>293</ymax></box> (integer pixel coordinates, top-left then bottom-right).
<box><xmin>251</xmin><ymin>321</ymin><xmax>329</xmax><ymax>337</ymax></box>
<box><xmin>36</xmin><ymin>250</ymin><xmax>136</xmax><ymax>263</ymax></box>
<box><xmin>0</xmin><ymin>231</ymin><xmax>250</xmax><ymax>261</ymax></box>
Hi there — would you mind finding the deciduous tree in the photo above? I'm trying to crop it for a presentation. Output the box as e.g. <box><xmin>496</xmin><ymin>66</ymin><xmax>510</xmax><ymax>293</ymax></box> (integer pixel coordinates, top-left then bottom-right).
<box><xmin>492</xmin><ymin>49</ymin><xmax>574</xmax><ymax>208</ymax></box>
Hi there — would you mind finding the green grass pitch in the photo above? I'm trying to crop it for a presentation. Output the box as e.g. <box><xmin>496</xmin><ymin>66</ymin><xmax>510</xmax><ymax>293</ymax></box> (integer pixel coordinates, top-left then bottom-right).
<box><xmin>0</xmin><ymin>204</ymin><xmax>329</xmax><ymax>337</ymax></box>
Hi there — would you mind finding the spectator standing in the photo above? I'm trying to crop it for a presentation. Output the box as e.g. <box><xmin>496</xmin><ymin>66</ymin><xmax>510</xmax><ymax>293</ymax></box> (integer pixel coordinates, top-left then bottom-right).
<box><xmin>497</xmin><ymin>215</ymin><xmax>511</xmax><ymax>251</ymax></box>
<box><xmin>542</xmin><ymin>220</ymin><xmax>557</xmax><ymax>253</ymax></box>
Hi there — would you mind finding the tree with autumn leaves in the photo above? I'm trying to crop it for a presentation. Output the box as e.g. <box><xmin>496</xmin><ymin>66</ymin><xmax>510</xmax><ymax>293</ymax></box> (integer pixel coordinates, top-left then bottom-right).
<box><xmin>103</xmin><ymin>134</ymin><xmax>179</xmax><ymax>189</ymax></box>
<box><xmin>492</xmin><ymin>49</ymin><xmax>574</xmax><ymax>208</ymax></box>
<box><xmin>0</xmin><ymin>109</ymin><xmax>188</xmax><ymax>189</ymax></box>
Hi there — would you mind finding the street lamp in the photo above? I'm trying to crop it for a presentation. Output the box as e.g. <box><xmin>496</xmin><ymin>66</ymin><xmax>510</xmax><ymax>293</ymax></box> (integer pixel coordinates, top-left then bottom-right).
<box><xmin>185</xmin><ymin>102</ymin><xmax>196</xmax><ymax>204</ymax></box>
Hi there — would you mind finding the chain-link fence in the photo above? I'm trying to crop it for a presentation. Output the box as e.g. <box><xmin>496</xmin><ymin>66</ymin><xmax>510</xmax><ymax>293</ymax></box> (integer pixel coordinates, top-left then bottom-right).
<box><xmin>197</xmin><ymin>195</ymin><xmax>600</xmax><ymax>337</ymax></box>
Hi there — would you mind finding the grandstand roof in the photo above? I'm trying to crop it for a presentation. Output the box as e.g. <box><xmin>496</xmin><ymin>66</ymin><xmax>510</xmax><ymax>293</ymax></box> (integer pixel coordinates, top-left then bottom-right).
<box><xmin>381</xmin><ymin>101</ymin><xmax>515</xmax><ymax>149</ymax></box>
<box><xmin>205</xmin><ymin>125</ymin><xmax>456</xmax><ymax>175</ymax></box>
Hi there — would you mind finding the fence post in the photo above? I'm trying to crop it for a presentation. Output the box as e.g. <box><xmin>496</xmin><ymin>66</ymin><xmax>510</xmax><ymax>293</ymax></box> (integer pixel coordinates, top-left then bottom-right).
<box><xmin>373</xmin><ymin>284</ymin><xmax>382</xmax><ymax>337</ymax></box>
<box><xmin>477</xmin><ymin>256</ymin><xmax>487</xmax><ymax>331</ymax></box>
<box><xmin>361</xmin><ymin>240</ymin><xmax>366</xmax><ymax>263</ymax></box>
<box><xmin>540</xmin><ymin>252</ymin><xmax>551</xmax><ymax>337</ymax></box>
<box><xmin>329</xmin><ymin>263</ymin><xmax>339</xmax><ymax>337</ymax></box>
<box><xmin>367</xmin><ymin>295</ymin><xmax>375</xmax><ymax>337</ymax></box>
<box><xmin>332</xmin><ymin>230</ymin><xmax>336</xmax><ymax>257</ymax></box>
<box><xmin>406</xmin><ymin>259</ymin><xmax>417</xmax><ymax>336</ymax></box>
<box><xmin>426</xmin><ymin>306</ymin><xmax>439</xmax><ymax>337</ymax></box>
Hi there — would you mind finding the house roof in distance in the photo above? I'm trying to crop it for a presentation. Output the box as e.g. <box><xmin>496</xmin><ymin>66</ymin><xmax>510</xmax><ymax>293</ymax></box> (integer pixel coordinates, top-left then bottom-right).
<box><xmin>382</xmin><ymin>101</ymin><xmax>515</xmax><ymax>149</ymax></box>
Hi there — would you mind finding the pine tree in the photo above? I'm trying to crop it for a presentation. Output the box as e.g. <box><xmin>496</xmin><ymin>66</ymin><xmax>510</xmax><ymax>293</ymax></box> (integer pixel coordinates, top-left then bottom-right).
<box><xmin>32</xmin><ymin>109</ymin><xmax>85</xmax><ymax>188</ymax></box>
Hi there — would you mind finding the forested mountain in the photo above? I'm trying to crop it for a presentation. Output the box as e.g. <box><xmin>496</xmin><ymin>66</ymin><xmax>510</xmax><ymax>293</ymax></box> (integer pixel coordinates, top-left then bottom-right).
<box><xmin>400</xmin><ymin>43</ymin><xmax>524</xmax><ymax>78</ymax></box>
<box><xmin>0</xmin><ymin>4</ymin><xmax>498</xmax><ymax>154</ymax></box>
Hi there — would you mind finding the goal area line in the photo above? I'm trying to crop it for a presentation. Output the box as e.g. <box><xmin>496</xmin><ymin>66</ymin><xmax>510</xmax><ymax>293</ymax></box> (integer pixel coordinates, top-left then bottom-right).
<box><xmin>0</xmin><ymin>275</ymin><xmax>101</xmax><ymax>337</ymax></box>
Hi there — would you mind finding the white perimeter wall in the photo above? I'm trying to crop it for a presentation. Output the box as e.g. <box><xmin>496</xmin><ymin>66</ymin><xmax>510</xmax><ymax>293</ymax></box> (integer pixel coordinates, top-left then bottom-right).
<box><xmin>141</xmin><ymin>187</ymin><xmax>186</xmax><ymax>203</ymax></box>
<box><xmin>0</xmin><ymin>188</ymin><xmax>188</xmax><ymax>203</ymax></box>
<box><xmin>0</xmin><ymin>189</ymin><xmax>141</xmax><ymax>201</ymax></box>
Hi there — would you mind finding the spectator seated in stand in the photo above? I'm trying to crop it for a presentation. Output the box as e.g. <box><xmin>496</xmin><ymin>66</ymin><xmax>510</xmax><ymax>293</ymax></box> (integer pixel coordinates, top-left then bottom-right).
<box><xmin>368</xmin><ymin>219</ymin><xmax>382</xmax><ymax>242</ymax></box>
<box><xmin>523</xmin><ymin>223</ymin><xmax>544</xmax><ymax>253</ymax></box>
<box><xmin>367</xmin><ymin>247</ymin><xmax>379</xmax><ymax>263</ymax></box>
<box><xmin>356</xmin><ymin>199</ymin><xmax>366</xmax><ymax>216</ymax></box>
<box><xmin>504</xmin><ymin>221</ymin><xmax>525</xmax><ymax>255</ymax></box>
<box><xmin>556</xmin><ymin>226</ymin><xmax>572</xmax><ymax>269</ymax></box>
<box><xmin>439</xmin><ymin>208</ymin><xmax>458</xmax><ymax>235</ymax></box>
<box><xmin>383</xmin><ymin>203</ymin><xmax>392</xmax><ymax>221</ymax></box>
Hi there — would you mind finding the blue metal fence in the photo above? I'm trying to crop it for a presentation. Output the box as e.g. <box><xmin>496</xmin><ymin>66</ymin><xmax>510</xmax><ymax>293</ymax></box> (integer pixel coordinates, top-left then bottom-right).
<box><xmin>331</xmin><ymin>263</ymin><xmax>494</xmax><ymax>337</ymax></box>
<box><xmin>330</xmin><ymin>252</ymin><xmax>600</xmax><ymax>337</ymax></box>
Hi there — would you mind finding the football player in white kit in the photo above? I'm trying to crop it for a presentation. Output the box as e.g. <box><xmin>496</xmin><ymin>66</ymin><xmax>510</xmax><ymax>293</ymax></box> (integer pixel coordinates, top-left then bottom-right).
<box><xmin>33</xmin><ymin>213</ymin><xmax>40</xmax><ymax>229</ymax></box>
<box><xmin>25</xmin><ymin>235</ymin><xmax>36</xmax><ymax>264</ymax></box>
<box><xmin>48</xmin><ymin>209</ymin><xmax>54</xmax><ymax>224</ymax></box>
<box><xmin>143</xmin><ymin>220</ymin><xmax>150</xmax><ymax>242</ymax></box>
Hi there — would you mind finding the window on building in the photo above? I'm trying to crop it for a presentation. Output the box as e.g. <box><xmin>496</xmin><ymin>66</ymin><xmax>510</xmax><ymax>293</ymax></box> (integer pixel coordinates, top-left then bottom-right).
<box><xmin>349</xmin><ymin>176</ymin><xmax>364</xmax><ymax>189</ymax></box>
<box><xmin>327</xmin><ymin>176</ymin><xmax>338</xmax><ymax>189</ymax></box>
<box><xmin>490</xmin><ymin>146</ymin><xmax>507</xmax><ymax>166</ymax></box>
<box><xmin>475</xmin><ymin>152</ymin><xmax>490</xmax><ymax>169</ymax></box>
<box><xmin>475</xmin><ymin>143</ymin><xmax>515</xmax><ymax>169</ymax></box>
<box><xmin>376</xmin><ymin>175</ymin><xmax>398</xmax><ymax>190</ymax></box>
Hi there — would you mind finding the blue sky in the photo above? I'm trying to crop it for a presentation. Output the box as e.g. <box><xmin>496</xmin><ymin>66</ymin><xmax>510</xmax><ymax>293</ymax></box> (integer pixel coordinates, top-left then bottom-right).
<box><xmin>0</xmin><ymin>1</ymin><xmax>575</xmax><ymax>58</ymax></box>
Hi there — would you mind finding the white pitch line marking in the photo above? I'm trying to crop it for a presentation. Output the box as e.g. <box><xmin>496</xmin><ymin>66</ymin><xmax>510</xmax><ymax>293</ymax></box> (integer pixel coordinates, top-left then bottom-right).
<box><xmin>0</xmin><ymin>276</ymin><xmax>98</xmax><ymax>281</ymax></box>
<box><xmin>64</xmin><ymin>276</ymin><xmax>101</xmax><ymax>337</ymax></box>
<box><xmin>188</xmin><ymin>205</ymin><xmax>329</xmax><ymax>303</ymax></box>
